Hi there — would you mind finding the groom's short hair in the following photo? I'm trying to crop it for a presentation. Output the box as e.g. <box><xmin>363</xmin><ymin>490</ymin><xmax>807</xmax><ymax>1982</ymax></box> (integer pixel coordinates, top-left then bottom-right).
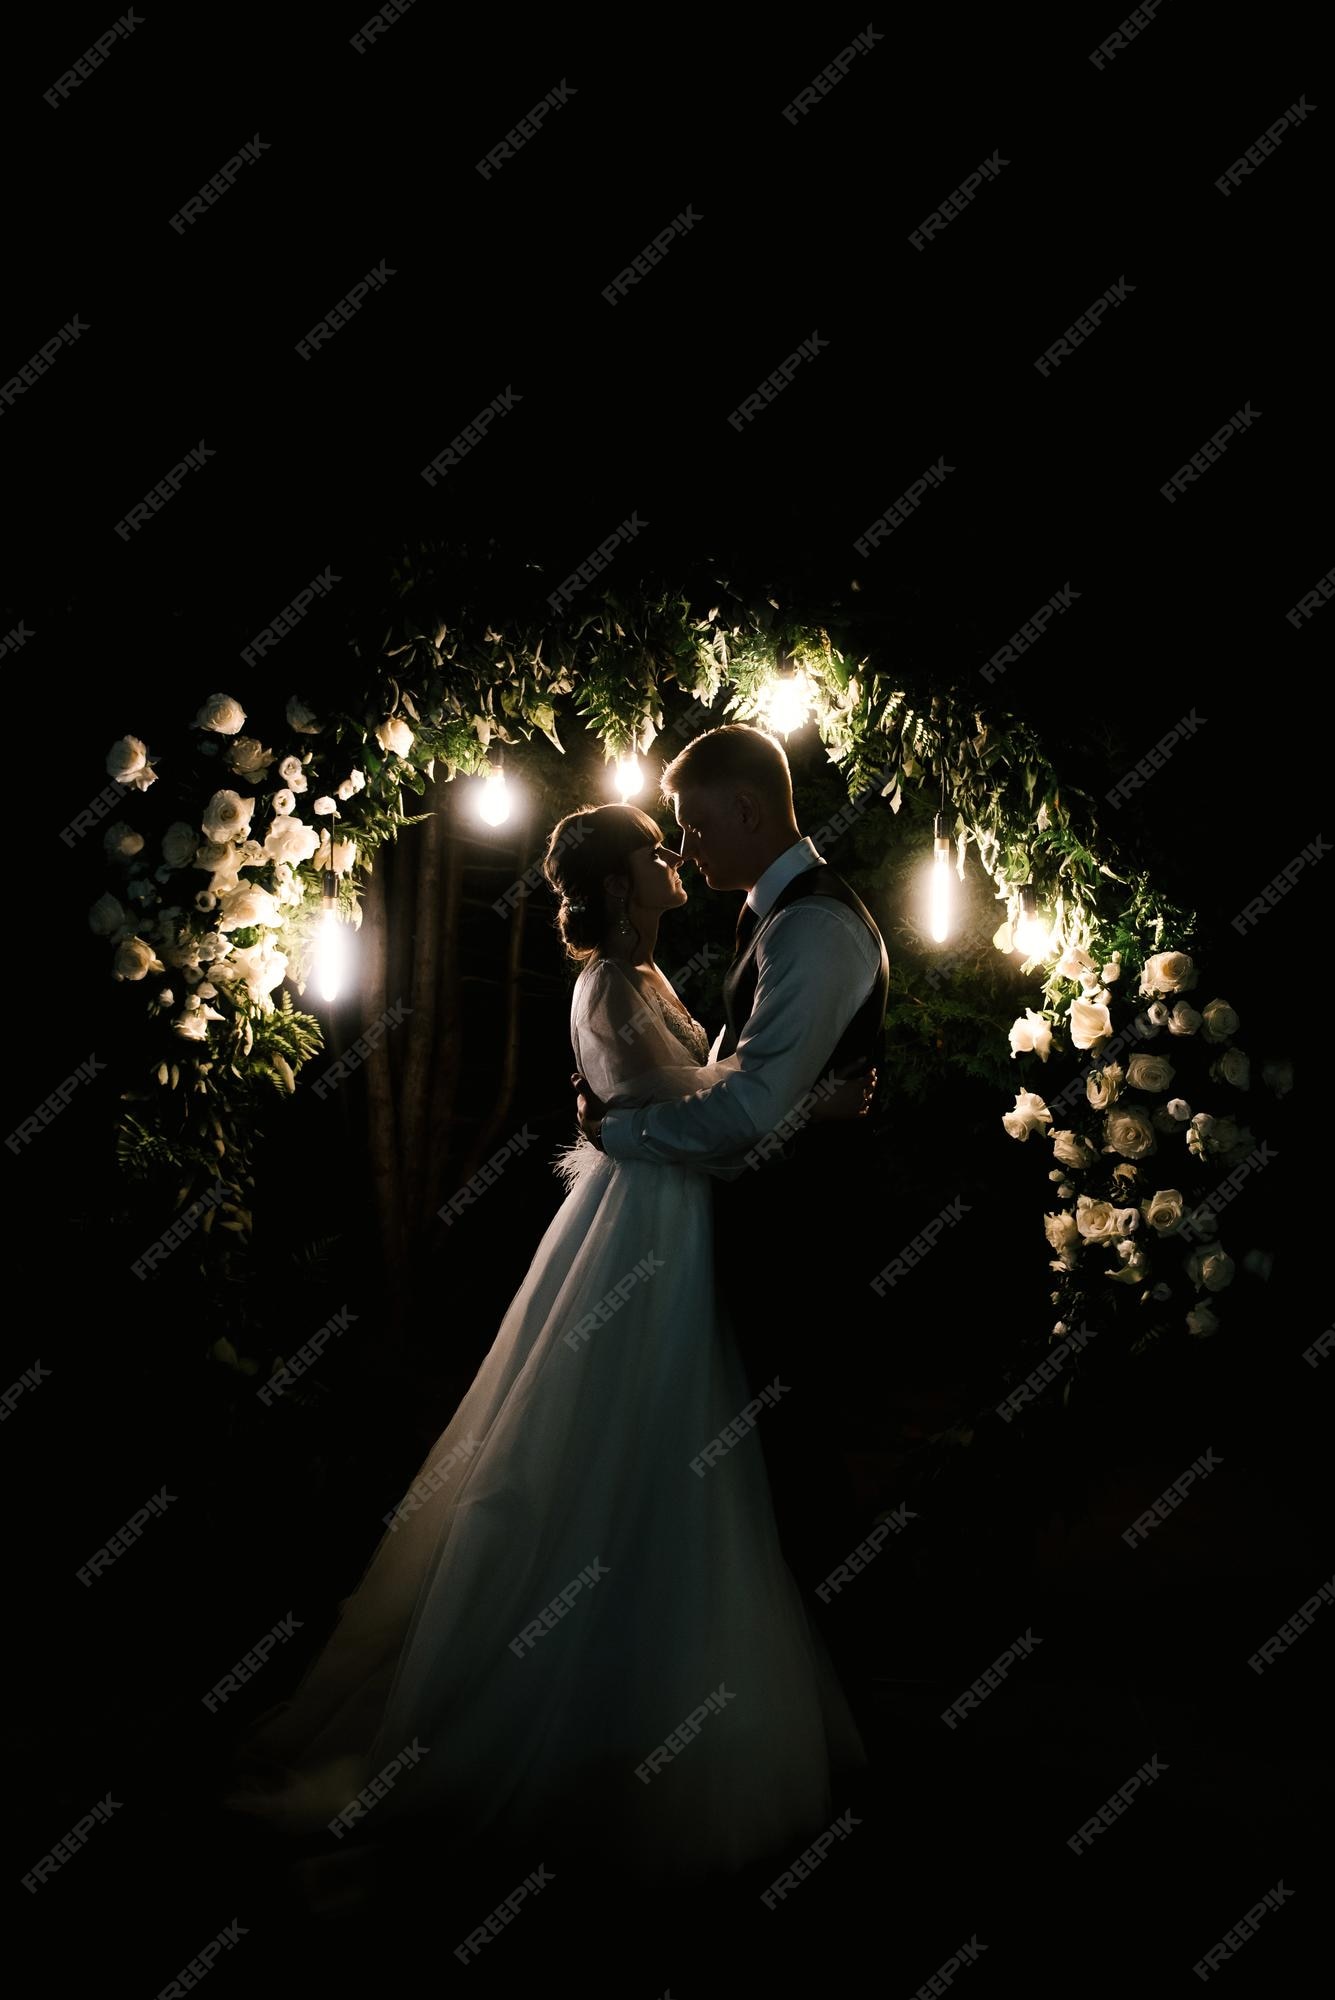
<box><xmin>661</xmin><ymin>725</ymin><xmax>793</xmax><ymax>814</ymax></box>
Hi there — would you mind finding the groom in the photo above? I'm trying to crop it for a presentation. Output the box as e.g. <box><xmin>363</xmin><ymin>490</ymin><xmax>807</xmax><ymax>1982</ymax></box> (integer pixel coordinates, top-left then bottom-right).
<box><xmin>575</xmin><ymin>724</ymin><xmax>890</xmax><ymax>1621</ymax></box>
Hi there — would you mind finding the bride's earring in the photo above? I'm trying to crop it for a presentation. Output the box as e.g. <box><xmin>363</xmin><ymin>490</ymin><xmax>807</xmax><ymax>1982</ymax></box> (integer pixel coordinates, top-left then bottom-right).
<box><xmin>615</xmin><ymin>896</ymin><xmax>635</xmax><ymax>942</ymax></box>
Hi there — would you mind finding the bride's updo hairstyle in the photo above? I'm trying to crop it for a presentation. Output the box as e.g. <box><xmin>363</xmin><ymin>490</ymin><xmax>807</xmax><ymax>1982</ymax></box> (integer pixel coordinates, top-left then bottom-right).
<box><xmin>543</xmin><ymin>803</ymin><xmax>662</xmax><ymax>962</ymax></box>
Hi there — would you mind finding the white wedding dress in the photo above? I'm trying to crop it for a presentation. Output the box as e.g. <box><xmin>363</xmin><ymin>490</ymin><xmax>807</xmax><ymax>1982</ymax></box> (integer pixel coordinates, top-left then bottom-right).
<box><xmin>225</xmin><ymin>955</ymin><xmax>866</xmax><ymax>1879</ymax></box>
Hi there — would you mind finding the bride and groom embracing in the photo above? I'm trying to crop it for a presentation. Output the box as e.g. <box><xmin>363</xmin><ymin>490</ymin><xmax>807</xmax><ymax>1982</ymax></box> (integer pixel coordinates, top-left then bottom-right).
<box><xmin>226</xmin><ymin>723</ymin><xmax>890</xmax><ymax>1886</ymax></box>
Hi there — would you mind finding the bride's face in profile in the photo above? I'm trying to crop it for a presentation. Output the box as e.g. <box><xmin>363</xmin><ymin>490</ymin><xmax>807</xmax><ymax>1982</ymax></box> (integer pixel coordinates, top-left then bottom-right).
<box><xmin>620</xmin><ymin>837</ymin><xmax>688</xmax><ymax>913</ymax></box>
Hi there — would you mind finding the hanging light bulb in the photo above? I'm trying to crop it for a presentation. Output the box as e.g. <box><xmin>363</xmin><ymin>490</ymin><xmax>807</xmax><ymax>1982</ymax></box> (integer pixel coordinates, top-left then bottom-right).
<box><xmin>759</xmin><ymin>664</ymin><xmax>814</xmax><ymax>738</ymax></box>
<box><xmin>929</xmin><ymin>812</ymin><xmax>953</xmax><ymax>943</ymax></box>
<box><xmin>313</xmin><ymin>870</ymin><xmax>348</xmax><ymax>1003</ymax></box>
<box><xmin>1013</xmin><ymin>883</ymin><xmax>1051</xmax><ymax>959</ymax></box>
<box><xmin>612</xmin><ymin>754</ymin><xmax>643</xmax><ymax>801</ymax></box>
<box><xmin>477</xmin><ymin>766</ymin><xmax>511</xmax><ymax>827</ymax></box>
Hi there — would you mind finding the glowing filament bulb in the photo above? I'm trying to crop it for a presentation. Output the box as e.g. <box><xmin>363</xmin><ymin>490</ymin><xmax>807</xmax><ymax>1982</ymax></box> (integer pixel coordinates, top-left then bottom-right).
<box><xmin>478</xmin><ymin>768</ymin><xmax>511</xmax><ymax>826</ymax></box>
<box><xmin>929</xmin><ymin>825</ymin><xmax>953</xmax><ymax>943</ymax></box>
<box><xmin>314</xmin><ymin>903</ymin><xmax>348</xmax><ymax>1003</ymax></box>
<box><xmin>1014</xmin><ymin>885</ymin><xmax>1051</xmax><ymax>959</ymax></box>
<box><xmin>613</xmin><ymin>755</ymin><xmax>643</xmax><ymax>801</ymax></box>
<box><xmin>762</xmin><ymin>669</ymin><xmax>813</xmax><ymax>737</ymax></box>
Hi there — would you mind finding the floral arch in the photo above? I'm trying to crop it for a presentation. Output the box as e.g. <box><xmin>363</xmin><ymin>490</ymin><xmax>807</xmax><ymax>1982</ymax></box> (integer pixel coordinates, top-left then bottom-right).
<box><xmin>89</xmin><ymin>544</ymin><xmax>1275</xmax><ymax>1423</ymax></box>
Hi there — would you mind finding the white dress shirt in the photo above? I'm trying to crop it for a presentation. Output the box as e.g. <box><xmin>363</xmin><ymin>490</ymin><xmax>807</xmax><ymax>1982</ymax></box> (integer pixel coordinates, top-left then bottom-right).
<box><xmin>599</xmin><ymin>836</ymin><xmax>882</xmax><ymax>1176</ymax></box>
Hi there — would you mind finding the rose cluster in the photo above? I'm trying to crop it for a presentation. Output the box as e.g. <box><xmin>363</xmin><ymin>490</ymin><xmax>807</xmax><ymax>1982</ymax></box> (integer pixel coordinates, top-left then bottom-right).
<box><xmin>89</xmin><ymin>691</ymin><xmax>416</xmax><ymax>1072</ymax></box>
<box><xmin>1002</xmin><ymin>944</ymin><xmax>1276</xmax><ymax>1344</ymax></box>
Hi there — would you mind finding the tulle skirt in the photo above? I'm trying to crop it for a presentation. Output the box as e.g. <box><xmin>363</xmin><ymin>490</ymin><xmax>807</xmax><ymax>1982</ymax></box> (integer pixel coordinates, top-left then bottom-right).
<box><xmin>223</xmin><ymin>1137</ymin><xmax>866</xmax><ymax>1881</ymax></box>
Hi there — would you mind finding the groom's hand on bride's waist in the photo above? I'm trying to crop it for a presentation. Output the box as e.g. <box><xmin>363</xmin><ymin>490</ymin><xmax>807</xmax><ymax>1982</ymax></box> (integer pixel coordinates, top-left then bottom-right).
<box><xmin>572</xmin><ymin>1072</ymin><xmax>607</xmax><ymax>1150</ymax></box>
<box><xmin>809</xmin><ymin>1062</ymin><xmax>878</xmax><ymax>1122</ymax></box>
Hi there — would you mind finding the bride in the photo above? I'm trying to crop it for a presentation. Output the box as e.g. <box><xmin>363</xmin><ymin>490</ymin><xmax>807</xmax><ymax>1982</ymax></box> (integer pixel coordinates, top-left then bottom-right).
<box><xmin>224</xmin><ymin>801</ymin><xmax>869</xmax><ymax>1883</ymax></box>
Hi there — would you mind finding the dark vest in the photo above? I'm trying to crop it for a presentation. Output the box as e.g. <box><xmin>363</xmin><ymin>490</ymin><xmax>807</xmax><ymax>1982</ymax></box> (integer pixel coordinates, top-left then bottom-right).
<box><xmin>718</xmin><ymin>863</ymin><xmax>889</xmax><ymax>1098</ymax></box>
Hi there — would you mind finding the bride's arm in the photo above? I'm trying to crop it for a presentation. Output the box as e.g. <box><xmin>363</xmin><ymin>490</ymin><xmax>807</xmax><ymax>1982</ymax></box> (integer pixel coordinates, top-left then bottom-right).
<box><xmin>573</xmin><ymin>959</ymin><xmax>719</xmax><ymax>1107</ymax></box>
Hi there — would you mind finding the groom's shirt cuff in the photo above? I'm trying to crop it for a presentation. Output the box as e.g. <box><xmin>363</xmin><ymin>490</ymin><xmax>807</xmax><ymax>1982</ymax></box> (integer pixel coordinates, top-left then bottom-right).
<box><xmin>599</xmin><ymin>1108</ymin><xmax>643</xmax><ymax>1159</ymax></box>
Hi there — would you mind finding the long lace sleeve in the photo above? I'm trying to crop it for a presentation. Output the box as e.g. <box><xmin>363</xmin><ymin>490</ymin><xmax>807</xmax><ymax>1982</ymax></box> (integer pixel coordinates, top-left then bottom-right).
<box><xmin>572</xmin><ymin>959</ymin><xmax>736</xmax><ymax>1106</ymax></box>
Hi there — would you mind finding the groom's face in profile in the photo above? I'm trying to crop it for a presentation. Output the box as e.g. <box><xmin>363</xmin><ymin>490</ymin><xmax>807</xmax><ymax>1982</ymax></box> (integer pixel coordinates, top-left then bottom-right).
<box><xmin>671</xmin><ymin>782</ymin><xmax>753</xmax><ymax>892</ymax></box>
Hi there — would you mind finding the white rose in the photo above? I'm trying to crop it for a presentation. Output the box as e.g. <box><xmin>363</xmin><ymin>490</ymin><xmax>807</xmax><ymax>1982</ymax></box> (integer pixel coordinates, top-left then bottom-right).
<box><xmin>103</xmin><ymin>821</ymin><xmax>144</xmax><ymax>860</ymax></box>
<box><xmin>1008</xmin><ymin>1009</ymin><xmax>1053</xmax><ymax>1061</ymax></box>
<box><xmin>1101</xmin><ymin>959</ymin><xmax>1121</xmax><ymax>982</ymax></box>
<box><xmin>217</xmin><ymin>883</ymin><xmax>280</xmax><ymax>931</ymax></box>
<box><xmin>1086</xmin><ymin>1061</ymin><xmax>1125</xmax><ymax>1111</ymax></box>
<box><xmin>217</xmin><ymin>939</ymin><xmax>288</xmax><ymax>1007</ymax></box>
<box><xmin>1261</xmin><ymin>1058</ymin><xmax>1293</xmax><ymax>1098</ymax></box>
<box><xmin>1146</xmin><ymin>1001</ymin><xmax>1169</xmax><ymax>1027</ymax></box>
<box><xmin>286</xmin><ymin>696</ymin><xmax>323</xmax><ymax>735</ymax></box>
<box><xmin>1044</xmin><ymin>1212</ymin><xmax>1080</xmax><ymax>1270</ymax></box>
<box><xmin>1140</xmin><ymin>951</ymin><xmax>1197</xmax><ymax>996</ymax></box>
<box><xmin>1109</xmin><ymin>1240</ymin><xmax>1150</xmax><ymax>1285</ymax></box>
<box><xmin>1166</xmin><ymin>1098</ymin><xmax>1192</xmax><ymax>1121</ymax></box>
<box><xmin>1075</xmin><ymin>1196</ymin><xmax>1122</xmax><ymax>1243</ymax></box>
<box><xmin>106</xmin><ymin>734</ymin><xmax>148</xmax><ymax>783</ymax></box>
<box><xmin>1126</xmin><ymin>1052</ymin><xmax>1175</xmax><ymax>1092</ymax></box>
<box><xmin>89</xmin><ymin>892</ymin><xmax>126</xmax><ymax>936</ymax></box>
<box><xmin>1185</xmin><ymin>1246</ymin><xmax>1235</xmax><ymax>1293</ymax></box>
<box><xmin>113</xmin><ymin>935</ymin><xmax>164</xmax><ymax>981</ymax></box>
<box><xmin>1057</xmin><ymin>1182</ymin><xmax>1074</xmax><ymax>1198</ymax></box>
<box><xmin>1130</xmin><ymin>1011</ymin><xmax>1160</xmax><ymax>1039</ymax></box>
<box><xmin>1186</xmin><ymin>1304</ymin><xmax>1219</xmax><ymax>1339</ymax></box>
<box><xmin>1141</xmin><ymin>1188</ymin><xmax>1185</xmax><ymax>1236</ymax></box>
<box><xmin>1055</xmin><ymin>944</ymin><xmax>1096</xmax><ymax>980</ymax></box>
<box><xmin>347</xmin><ymin>768</ymin><xmax>365</xmax><ymax>792</ymax></box>
<box><xmin>194</xmin><ymin>693</ymin><xmax>246</xmax><ymax>734</ymax></box>
<box><xmin>1203</xmin><ymin>1115</ymin><xmax>1249</xmax><ymax>1157</ymax></box>
<box><xmin>337</xmin><ymin>778</ymin><xmax>355</xmax><ymax>801</ymax></box>
<box><xmin>195</xmin><ymin>891</ymin><xmax>217</xmax><ymax>912</ymax></box>
<box><xmin>271</xmin><ymin>789</ymin><xmax>295</xmax><ymax>816</ymax></box>
<box><xmin>314</xmin><ymin>833</ymin><xmax>357</xmax><ymax>875</ymax></box>
<box><xmin>1003</xmin><ymin>1089</ymin><xmax>1052</xmax><ymax>1141</ymax></box>
<box><xmin>161</xmin><ymin>821</ymin><xmax>198</xmax><ymax>868</ymax></box>
<box><xmin>1104</xmin><ymin>1103</ymin><xmax>1157</xmax><ymax>1159</ymax></box>
<box><xmin>202</xmin><ymin>789</ymin><xmax>254</xmax><ymax>843</ymax></box>
<box><xmin>209</xmin><ymin>856</ymin><xmax>243</xmax><ymax>898</ymax></box>
<box><xmin>375</xmin><ymin>716</ymin><xmax>414</xmax><ymax>758</ymax></box>
<box><xmin>313</xmin><ymin>795</ymin><xmax>337</xmax><ymax>817</ymax></box>
<box><xmin>1070</xmin><ymin>997</ymin><xmax>1112</xmax><ymax>1051</ymax></box>
<box><xmin>1211</xmin><ymin>1047</ymin><xmax>1250</xmax><ymax>1089</ymax></box>
<box><xmin>226</xmin><ymin>736</ymin><xmax>276</xmax><ymax>782</ymax></box>
<box><xmin>1200</xmin><ymin>998</ymin><xmax>1240</xmax><ymax>1045</ymax></box>
<box><xmin>264</xmin><ymin>814</ymin><xmax>320</xmax><ymax>866</ymax></box>
<box><xmin>278</xmin><ymin>755</ymin><xmax>308</xmax><ymax>792</ymax></box>
<box><xmin>272</xmin><ymin>862</ymin><xmax>302</xmax><ymax>906</ymax></box>
<box><xmin>1113</xmin><ymin>1162</ymin><xmax>1139</xmax><ymax>1184</ymax></box>
<box><xmin>1052</xmin><ymin>1129</ymin><xmax>1099</xmax><ymax>1170</ymax></box>
<box><xmin>1168</xmin><ymin>1001</ymin><xmax>1202</xmax><ymax>1037</ymax></box>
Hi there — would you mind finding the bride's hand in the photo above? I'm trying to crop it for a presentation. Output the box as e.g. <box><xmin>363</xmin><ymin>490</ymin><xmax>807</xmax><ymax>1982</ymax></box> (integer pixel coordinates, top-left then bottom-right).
<box><xmin>809</xmin><ymin>1063</ymin><xmax>878</xmax><ymax>1121</ymax></box>
<box><xmin>573</xmin><ymin>1073</ymin><xmax>606</xmax><ymax>1143</ymax></box>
